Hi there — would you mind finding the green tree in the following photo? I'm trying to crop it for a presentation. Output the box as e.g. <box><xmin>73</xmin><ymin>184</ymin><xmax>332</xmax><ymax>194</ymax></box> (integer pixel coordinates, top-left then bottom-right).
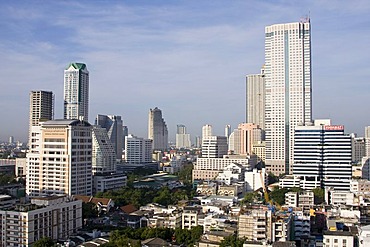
<box><xmin>33</xmin><ymin>237</ymin><xmax>56</xmax><ymax>247</ymax></box>
<box><xmin>82</xmin><ymin>202</ymin><xmax>99</xmax><ymax>219</ymax></box>
<box><xmin>242</xmin><ymin>192</ymin><xmax>258</xmax><ymax>204</ymax></box>
<box><xmin>269</xmin><ymin>187</ymin><xmax>289</xmax><ymax>205</ymax></box>
<box><xmin>313</xmin><ymin>187</ymin><xmax>325</xmax><ymax>204</ymax></box>
<box><xmin>220</xmin><ymin>234</ymin><xmax>245</xmax><ymax>247</ymax></box>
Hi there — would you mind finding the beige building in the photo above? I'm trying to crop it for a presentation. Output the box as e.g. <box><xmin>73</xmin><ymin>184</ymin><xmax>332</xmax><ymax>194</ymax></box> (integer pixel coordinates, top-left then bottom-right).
<box><xmin>238</xmin><ymin>209</ymin><xmax>272</xmax><ymax>241</ymax></box>
<box><xmin>0</xmin><ymin>196</ymin><xmax>82</xmax><ymax>246</ymax></box>
<box><xmin>192</xmin><ymin>155</ymin><xmax>256</xmax><ymax>181</ymax></box>
<box><xmin>26</xmin><ymin>119</ymin><xmax>93</xmax><ymax>197</ymax></box>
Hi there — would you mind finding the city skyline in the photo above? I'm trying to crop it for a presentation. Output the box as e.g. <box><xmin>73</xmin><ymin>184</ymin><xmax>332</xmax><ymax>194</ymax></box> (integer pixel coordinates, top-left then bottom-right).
<box><xmin>0</xmin><ymin>1</ymin><xmax>370</xmax><ymax>142</ymax></box>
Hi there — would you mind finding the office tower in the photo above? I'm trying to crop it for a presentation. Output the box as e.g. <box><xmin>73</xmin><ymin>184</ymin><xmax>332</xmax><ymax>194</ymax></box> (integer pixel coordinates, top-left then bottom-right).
<box><xmin>95</xmin><ymin>114</ymin><xmax>123</xmax><ymax>159</ymax></box>
<box><xmin>202</xmin><ymin>124</ymin><xmax>213</xmax><ymax>141</ymax></box>
<box><xmin>195</xmin><ymin>136</ymin><xmax>202</xmax><ymax>148</ymax></box>
<box><xmin>176</xmin><ymin>124</ymin><xmax>191</xmax><ymax>149</ymax></box>
<box><xmin>8</xmin><ymin>136</ymin><xmax>14</xmax><ymax>144</ymax></box>
<box><xmin>293</xmin><ymin>120</ymin><xmax>352</xmax><ymax>191</ymax></box>
<box><xmin>201</xmin><ymin>136</ymin><xmax>228</xmax><ymax>158</ymax></box>
<box><xmin>351</xmin><ymin>135</ymin><xmax>366</xmax><ymax>164</ymax></box>
<box><xmin>29</xmin><ymin>90</ymin><xmax>54</xmax><ymax>145</ymax></box>
<box><xmin>265</xmin><ymin>19</ymin><xmax>312</xmax><ymax>175</ymax></box>
<box><xmin>246</xmin><ymin>67</ymin><xmax>265</xmax><ymax>131</ymax></box>
<box><xmin>64</xmin><ymin>63</ymin><xmax>89</xmax><ymax>121</ymax></box>
<box><xmin>234</xmin><ymin>123</ymin><xmax>263</xmax><ymax>155</ymax></box>
<box><xmin>366</xmin><ymin>126</ymin><xmax>370</xmax><ymax>157</ymax></box>
<box><xmin>125</xmin><ymin>134</ymin><xmax>152</xmax><ymax>164</ymax></box>
<box><xmin>26</xmin><ymin>119</ymin><xmax>92</xmax><ymax>197</ymax></box>
<box><xmin>225</xmin><ymin>124</ymin><xmax>231</xmax><ymax>143</ymax></box>
<box><xmin>92</xmin><ymin>126</ymin><xmax>116</xmax><ymax>174</ymax></box>
<box><xmin>148</xmin><ymin>107</ymin><xmax>168</xmax><ymax>151</ymax></box>
<box><xmin>122</xmin><ymin>125</ymin><xmax>128</xmax><ymax>150</ymax></box>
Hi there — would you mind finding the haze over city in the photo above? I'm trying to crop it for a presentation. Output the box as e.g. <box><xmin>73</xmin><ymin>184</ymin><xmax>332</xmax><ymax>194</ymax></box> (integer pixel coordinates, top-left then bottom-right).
<box><xmin>1</xmin><ymin>0</ymin><xmax>369</xmax><ymax>142</ymax></box>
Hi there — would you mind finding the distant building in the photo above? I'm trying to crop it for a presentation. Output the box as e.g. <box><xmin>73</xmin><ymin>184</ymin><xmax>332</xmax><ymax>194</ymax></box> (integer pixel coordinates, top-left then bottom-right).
<box><xmin>148</xmin><ymin>107</ymin><xmax>168</xmax><ymax>151</ymax></box>
<box><xmin>192</xmin><ymin>155</ymin><xmax>256</xmax><ymax>181</ymax></box>
<box><xmin>246</xmin><ymin>67</ymin><xmax>265</xmax><ymax>131</ymax></box>
<box><xmin>28</xmin><ymin>90</ymin><xmax>54</xmax><ymax>145</ymax></box>
<box><xmin>122</xmin><ymin>125</ymin><xmax>129</xmax><ymax>151</ymax></box>
<box><xmin>176</xmin><ymin>124</ymin><xmax>191</xmax><ymax>149</ymax></box>
<box><xmin>95</xmin><ymin>114</ymin><xmax>123</xmax><ymax>159</ymax></box>
<box><xmin>125</xmin><ymin>134</ymin><xmax>152</xmax><ymax>164</ymax></box>
<box><xmin>351</xmin><ymin>135</ymin><xmax>366</xmax><ymax>164</ymax></box>
<box><xmin>63</xmin><ymin>63</ymin><xmax>89</xmax><ymax>121</ymax></box>
<box><xmin>202</xmin><ymin>124</ymin><xmax>213</xmax><ymax>141</ymax></box>
<box><xmin>93</xmin><ymin>173</ymin><xmax>127</xmax><ymax>193</ymax></box>
<box><xmin>26</xmin><ymin>119</ymin><xmax>92</xmax><ymax>197</ymax></box>
<box><xmin>92</xmin><ymin>126</ymin><xmax>116</xmax><ymax>174</ymax></box>
<box><xmin>234</xmin><ymin>123</ymin><xmax>263</xmax><ymax>155</ymax></box>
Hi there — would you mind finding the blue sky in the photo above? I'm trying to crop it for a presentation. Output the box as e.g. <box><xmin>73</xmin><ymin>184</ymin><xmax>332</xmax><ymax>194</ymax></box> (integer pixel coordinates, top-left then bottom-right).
<box><xmin>0</xmin><ymin>0</ymin><xmax>370</xmax><ymax>142</ymax></box>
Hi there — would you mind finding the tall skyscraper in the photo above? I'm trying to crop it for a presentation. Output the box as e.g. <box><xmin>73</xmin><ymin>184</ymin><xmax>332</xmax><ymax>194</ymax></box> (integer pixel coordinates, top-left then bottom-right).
<box><xmin>29</xmin><ymin>90</ymin><xmax>54</xmax><ymax>145</ymax></box>
<box><xmin>26</xmin><ymin>119</ymin><xmax>92</xmax><ymax>197</ymax></box>
<box><xmin>64</xmin><ymin>63</ymin><xmax>89</xmax><ymax>121</ymax></box>
<box><xmin>246</xmin><ymin>67</ymin><xmax>265</xmax><ymax>131</ymax></box>
<box><xmin>265</xmin><ymin>19</ymin><xmax>312</xmax><ymax>175</ymax></box>
<box><xmin>293</xmin><ymin>120</ymin><xmax>352</xmax><ymax>191</ymax></box>
<box><xmin>95</xmin><ymin>114</ymin><xmax>123</xmax><ymax>159</ymax></box>
<box><xmin>176</xmin><ymin>124</ymin><xmax>191</xmax><ymax>149</ymax></box>
<box><xmin>225</xmin><ymin>125</ymin><xmax>231</xmax><ymax>142</ymax></box>
<box><xmin>148</xmin><ymin>107</ymin><xmax>168</xmax><ymax>151</ymax></box>
<box><xmin>122</xmin><ymin>125</ymin><xmax>129</xmax><ymax>151</ymax></box>
<box><xmin>365</xmin><ymin>126</ymin><xmax>370</xmax><ymax>157</ymax></box>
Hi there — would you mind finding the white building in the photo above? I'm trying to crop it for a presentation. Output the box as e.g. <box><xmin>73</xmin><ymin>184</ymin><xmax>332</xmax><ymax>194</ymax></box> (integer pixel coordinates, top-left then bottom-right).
<box><xmin>323</xmin><ymin>231</ymin><xmax>354</xmax><ymax>247</ymax></box>
<box><xmin>216</xmin><ymin>163</ymin><xmax>246</xmax><ymax>185</ymax></box>
<box><xmin>93</xmin><ymin>173</ymin><xmax>127</xmax><ymax>192</ymax></box>
<box><xmin>26</xmin><ymin>119</ymin><xmax>93</xmax><ymax>197</ymax></box>
<box><xmin>63</xmin><ymin>63</ymin><xmax>89</xmax><ymax>121</ymax></box>
<box><xmin>176</xmin><ymin>124</ymin><xmax>191</xmax><ymax>149</ymax></box>
<box><xmin>202</xmin><ymin>124</ymin><xmax>213</xmax><ymax>141</ymax></box>
<box><xmin>15</xmin><ymin>157</ymin><xmax>27</xmax><ymax>177</ymax></box>
<box><xmin>96</xmin><ymin>114</ymin><xmax>123</xmax><ymax>159</ymax></box>
<box><xmin>244</xmin><ymin>168</ymin><xmax>266</xmax><ymax>192</ymax></box>
<box><xmin>359</xmin><ymin>224</ymin><xmax>370</xmax><ymax>247</ymax></box>
<box><xmin>92</xmin><ymin>126</ymin><xmax>116</xmax><ymax>174</ymax></box>
<box><xmin>192</xmin><ymin>155</ymin><xmax>256</xmax><ymax>181</ymax></box>
<box><xmin>365</xmin><ymin>126</ymin><xmax>370</xmax><ymax>157</ymax></box>
<box><xmin>0</xmin><ymin>196</ymin><xmax>82</xmax><ymax>246</ymax></box>
<box><xmin>29</xmin><ymin>90</ymin><xmax>54</xmax><ymax>146</ymax></box>
<box><xmin>148</xmin><ymin>107</ymin><xmax>168</xmax><ymax>151</ymax></box>
<box><xmin>125</xmin><ymin>134</ymin><xmax>152</xmax><ymax>164</ymax></box>
<box><xmin>293</xmin><ymin>120</ymin><xmax>352</xmax><ymax>191</ymax></box>
<box><xmin>202</xmin><ymin>136</ymin><xmax>228</xmax><ymax>158</ymax></box>
<box><xmin>265</xmin><ymin>19</ymin><xmax>312</xmax><ymax>175</ymax></box>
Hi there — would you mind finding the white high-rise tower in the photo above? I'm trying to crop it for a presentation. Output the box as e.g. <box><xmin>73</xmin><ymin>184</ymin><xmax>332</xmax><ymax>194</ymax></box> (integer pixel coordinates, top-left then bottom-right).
<box><xmin>64</xmin><ymin>63</ymin><xmax>89</xmax><ymax>121</ymax></box>
<box><xmin>265</xmin><ymin>18</ymin><xmax>312</xmax><ymax>175</ymax></box>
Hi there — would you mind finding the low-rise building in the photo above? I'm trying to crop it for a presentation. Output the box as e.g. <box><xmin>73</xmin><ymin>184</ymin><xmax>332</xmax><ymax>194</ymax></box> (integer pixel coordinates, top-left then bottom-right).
<box><xmin>93</xmin><ymin>173</ymin><xmax>127</xmax><ymax>192</ymax></box>
<box><xmin>0</xmin><ymin>196</ymin><xmax>82</xmax><ymax>246</ymax></box>
<box><xmin>323</xmin><ymin>230</ymin><xmax>354</xmax><ymax>247</ymax></box>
